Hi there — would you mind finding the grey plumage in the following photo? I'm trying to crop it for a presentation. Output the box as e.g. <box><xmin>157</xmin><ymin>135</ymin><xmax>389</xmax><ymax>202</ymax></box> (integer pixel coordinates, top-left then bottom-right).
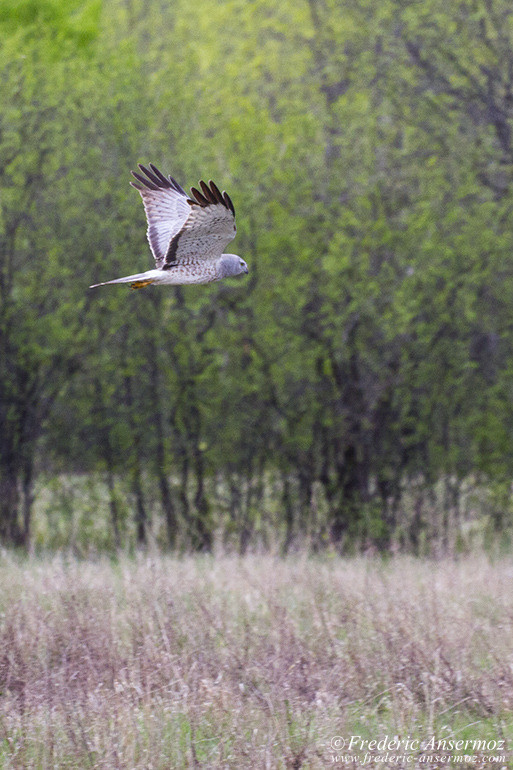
<box><xmin>90</xmin><ymin>164</ymin><xmax>248</xmax><ymax>290</ymax></box>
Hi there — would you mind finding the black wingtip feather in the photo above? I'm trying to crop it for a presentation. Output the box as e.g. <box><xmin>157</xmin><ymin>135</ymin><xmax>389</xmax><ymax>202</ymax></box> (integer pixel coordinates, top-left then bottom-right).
<box><xmin>137</xmin><ymin>164</ymin><xmax>164</xmax><ymax>188</ymax></box>
<box><xmin>190</xmin><ymin>186</ymin><xmax>210</xmax><ymax>207</ymax></box>
<box><xmin>169</xmin><ymin>176</ymin><xmax>187</xmax><ymax>196</ymax></box>
<box><xmin>208</xmin><ymin>180</ymin><xmax>224</xmax><ymax>204</ymax></box>
<box><xmin>148</xmin><ymin>163</ymin><xmax>172</xmax><ymax>188</ymax></box>
<box><xmin>199</xmin><ymin>180</ymin><xmax>216</xmax><ymax>204</ymax></box>
<box><xmin>130</xmin><ymin>163</ymin><xmax>235</xmax><ymax>215</ymax></box>
<box><xmin>223</xmin><ymin>191</ymin><xmax>235</xmax><ymax>215</ymax></box>
<box><xmin>131</xmin><ymin>170</ymin><xmax>158</xmax><ymax>190</ymax></box>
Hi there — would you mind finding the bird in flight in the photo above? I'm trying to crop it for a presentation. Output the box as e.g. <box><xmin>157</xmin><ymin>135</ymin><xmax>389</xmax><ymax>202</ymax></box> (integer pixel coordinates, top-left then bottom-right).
<box><xmin>90</xmin><ymin>164</ymin><xmax>248</xmax><ymax>289</ymax></box>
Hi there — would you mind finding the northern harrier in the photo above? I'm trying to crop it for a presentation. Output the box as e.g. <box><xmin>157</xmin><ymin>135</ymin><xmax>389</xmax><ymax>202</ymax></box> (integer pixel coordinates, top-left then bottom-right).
<box><xmin>90</xmin><ymin>164</ymin><xmax>248</xmax><ymax>289</ymax></box>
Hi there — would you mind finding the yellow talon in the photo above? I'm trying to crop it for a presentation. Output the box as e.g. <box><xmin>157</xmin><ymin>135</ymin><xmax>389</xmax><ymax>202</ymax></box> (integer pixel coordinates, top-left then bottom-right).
<box><xmin>130</xmin><ymin>280</ymin><xmax>155</xmax><ymax>290</ymax></box>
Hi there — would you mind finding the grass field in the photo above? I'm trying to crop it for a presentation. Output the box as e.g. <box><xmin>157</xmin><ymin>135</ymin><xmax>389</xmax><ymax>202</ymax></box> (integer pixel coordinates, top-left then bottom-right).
<box><xmin>0</xmin><ymin>554</ymin><xmax>512</xmax><ymax>768</ymax></box>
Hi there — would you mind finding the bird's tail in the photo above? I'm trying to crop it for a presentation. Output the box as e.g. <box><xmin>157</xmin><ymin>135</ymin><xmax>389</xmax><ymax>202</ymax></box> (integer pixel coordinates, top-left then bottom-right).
<box><xmin>89</xmin><ymin>271</ymin><xmax>156</xmax><ymax>289</ymax></box>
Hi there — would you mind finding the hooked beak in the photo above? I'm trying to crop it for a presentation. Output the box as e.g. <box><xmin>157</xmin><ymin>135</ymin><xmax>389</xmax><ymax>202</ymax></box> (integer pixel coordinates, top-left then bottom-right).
<box><xmin>244</xmin><ymin>265</ymin><xmax>249</xmax><ymax>274</ymax></box>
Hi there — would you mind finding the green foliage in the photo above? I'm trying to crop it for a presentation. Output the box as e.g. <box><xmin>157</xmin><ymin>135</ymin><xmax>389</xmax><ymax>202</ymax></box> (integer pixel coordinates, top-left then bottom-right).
<box><xmin>2</xmin><ymin>0</ymin><xmax>513</xmax><ymax>551</ymax></box>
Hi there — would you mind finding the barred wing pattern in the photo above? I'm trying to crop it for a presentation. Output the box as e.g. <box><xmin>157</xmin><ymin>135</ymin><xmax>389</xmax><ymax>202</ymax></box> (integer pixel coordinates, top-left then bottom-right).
<box><xmin>130</xmin><ymin>164</ymin><xmax>236</xmax><ymax>270</ymax></box>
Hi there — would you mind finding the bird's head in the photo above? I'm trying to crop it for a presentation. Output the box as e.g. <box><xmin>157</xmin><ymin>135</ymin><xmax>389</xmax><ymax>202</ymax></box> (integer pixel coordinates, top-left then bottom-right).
<box><xmin>220</xmin><ymin>254</ymin><xmax>249</xmax><ymax>278</ymax></box>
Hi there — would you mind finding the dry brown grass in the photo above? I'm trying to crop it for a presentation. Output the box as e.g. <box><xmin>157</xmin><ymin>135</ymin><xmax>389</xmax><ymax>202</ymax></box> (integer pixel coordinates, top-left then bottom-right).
<box><xmin>0</xmin><ymin>553</ymin><xmax>512</xmax><ymax>768</ymax></box>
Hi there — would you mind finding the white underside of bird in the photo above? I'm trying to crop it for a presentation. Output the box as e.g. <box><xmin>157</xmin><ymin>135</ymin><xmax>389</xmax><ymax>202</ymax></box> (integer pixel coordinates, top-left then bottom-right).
<box><xmin>90</xmin><ymin>164</ymin><xmax>248</xmax><ymax>290</ymax></box>
<box><xmin>91</xmin><ymin>268</ymin><xmax>211</xmax><ymax>289</ymax></box>
<box><xmin>90</xmin><ymin>255</ymin><xmax>246</xmax><ymax>289</ymax></box>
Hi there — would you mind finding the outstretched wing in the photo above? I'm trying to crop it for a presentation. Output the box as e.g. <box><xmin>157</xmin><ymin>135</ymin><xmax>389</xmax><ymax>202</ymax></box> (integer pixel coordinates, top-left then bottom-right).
<box><xmin>131</xmin><ymin>164</ymin><xmax>191</xmax><ymax>269</ymax></box>
<box><xmin>131</xmin><ymin>164</ymin><xmax>236</xmax><ymax>271</ymax></box>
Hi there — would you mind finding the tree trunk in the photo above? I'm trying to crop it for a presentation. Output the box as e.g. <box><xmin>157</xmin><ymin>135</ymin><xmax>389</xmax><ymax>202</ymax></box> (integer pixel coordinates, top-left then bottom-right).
<box><xmin>132</xmin><ymin>466</ymin><xmax>147</xmax><ymax>546</ymax></box>
<box><xmin>123</xmin><ymin>374</ymin><xmax>148</xmax><ymax>546</ymax></box>
<box><xmin>106</xmin><ymin>470</ymin><xmax>121</xmax><ymax>550</ymax></box>
<box><xmin>21</xmin><ymin>454</ymin><xmax>34</xmax><ymax>548</ymax></box>
<box><xmin>297</xmin><ymin>464</ymin><xmax>313</xmax><ymax>537</ymax></box>
<box><xmin>94</xmin><ymin>379</ymin><xmax>122</xmax><ymax>548</ymax></box>
<box><xmin>282</xmin><ymin>472</ymin><xmax>294</xmax><ymax>554</ymax></box>
<box><xmin>192</xmin><ymin>440</ymin><xmax>212</xmax><ymax>551</ymax></box>
<box><xmin>150</xmin><ymin>359</ymin><xmax>177</xmax><ymax>548</ymax></box>
<box><xmin>0</xmin><ymin>460</ymin><xmax>21</xmax><ymax>545</ymax></box>
<box><xmin>178</xmin><ymin>452</ymin><xmax>189</xmax><ymax>524</ymax></box>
